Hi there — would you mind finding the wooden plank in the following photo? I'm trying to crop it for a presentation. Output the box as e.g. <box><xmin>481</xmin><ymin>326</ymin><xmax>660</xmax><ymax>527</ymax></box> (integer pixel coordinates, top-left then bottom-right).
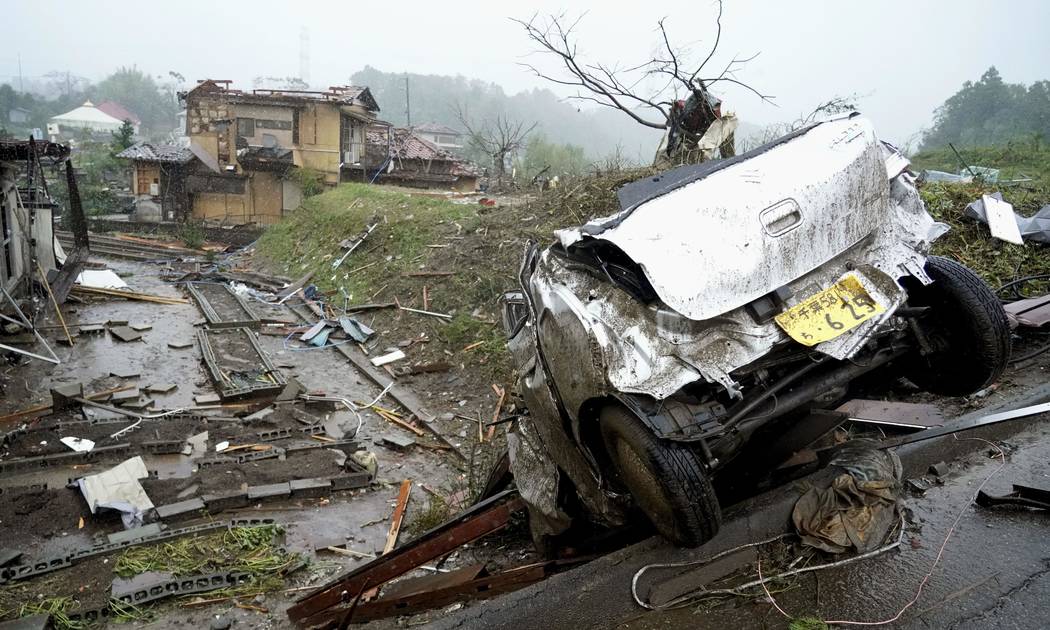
<box><xmin>384</xmin><ymin>480</ymin><xmax>412</xmax><ymax>555</ymax></box>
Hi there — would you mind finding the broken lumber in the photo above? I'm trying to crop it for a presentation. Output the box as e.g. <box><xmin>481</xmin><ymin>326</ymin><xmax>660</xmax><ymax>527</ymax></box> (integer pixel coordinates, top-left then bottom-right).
<box><xmin>487</xmin><ymin>385</ymin><xmax>506</xmax><ymax>441</ymax></box>
<box><xmin>71</xmin><ymin>285</ymin><xmax>189</xmax><ymax>305</ymax></box>
<box><xmin>371</xmin><ymin>405</ymin><xmax>425</xmax><ymax>437</ymax></box>
<box><xmin>38</xmin><ymin>262</ymin><xmax>74</xmax><ymax>346</ymax></box>
<box><xmin>0</xmin><ymin>384</ymin><xmax>136</xmax><ymax>424</ymax></box>
<box><xmin>384</xmin><ymin>480</ymin><xmax>412</xmax><ymax>554</ymax></box>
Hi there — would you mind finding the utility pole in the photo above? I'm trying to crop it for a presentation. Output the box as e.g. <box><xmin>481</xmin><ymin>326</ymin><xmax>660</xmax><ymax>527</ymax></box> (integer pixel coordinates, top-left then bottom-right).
<box><xmin>404</xmin><ymin>75</ymin><xmax>411</xmax><ymax>128</ymax></box>
<box><xmin>17</xmin><ymin>54</ymin><xmax>23</xmax><ymax>92</ymax></box>
<box><xmin>299</xmin><ymin>27</ymin><xmax>311</xmax><ymax>87</ymax></box>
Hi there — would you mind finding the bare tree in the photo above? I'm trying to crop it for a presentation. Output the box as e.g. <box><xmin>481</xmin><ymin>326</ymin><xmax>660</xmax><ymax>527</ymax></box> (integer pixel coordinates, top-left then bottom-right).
<box><xmin>454</xmin><ymin>103</ymin><xmax>537</xmax><ymax>184</ymax></box>
<box><xmin>738</xmin><ymin>95</ymin><xmax>859</xmax><ymax>152</ymax></box>
<box><xmin>512</xmin><ymin>2</ymin><xmax>772</xmax><ymax>131</ymax></box>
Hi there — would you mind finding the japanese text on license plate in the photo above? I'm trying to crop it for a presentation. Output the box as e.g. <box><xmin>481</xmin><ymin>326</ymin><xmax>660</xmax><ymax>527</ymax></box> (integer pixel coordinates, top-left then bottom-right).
<box><xmin>774</xmin><ymin>275</ymin><xmax>885</xmax><ymax>346</ymax></box>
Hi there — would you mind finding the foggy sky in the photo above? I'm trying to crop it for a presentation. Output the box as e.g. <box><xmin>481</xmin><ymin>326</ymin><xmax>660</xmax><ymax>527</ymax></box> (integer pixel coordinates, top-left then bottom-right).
<box><xmin>3</xmin><ymin>0</ymin><xmax>1047</xmax><ymax>146</ymax></box>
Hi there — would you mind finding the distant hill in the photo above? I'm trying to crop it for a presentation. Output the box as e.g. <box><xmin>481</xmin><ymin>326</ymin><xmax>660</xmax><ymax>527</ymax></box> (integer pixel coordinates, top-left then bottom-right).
<box><xmin>921</xmin><ymin>67</ymin><xmax>1050</xmax><ymax>151</ymax></box>
<box><xmin>351</xmin><ymin>66</ymin><xmax>664</xmax><ymax>164</ymax></box>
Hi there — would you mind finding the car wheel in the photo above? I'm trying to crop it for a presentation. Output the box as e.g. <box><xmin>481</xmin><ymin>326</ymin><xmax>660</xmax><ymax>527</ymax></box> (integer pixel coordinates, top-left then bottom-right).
<box><xmin>905</xmin><ymin>255</ymin><xmax>1011</xmax><ymax>396</ymax></box>
<box><xmin>599</xmin><ymin>405</ymin><xmax>720</xmax><ymax>547</ymax></box>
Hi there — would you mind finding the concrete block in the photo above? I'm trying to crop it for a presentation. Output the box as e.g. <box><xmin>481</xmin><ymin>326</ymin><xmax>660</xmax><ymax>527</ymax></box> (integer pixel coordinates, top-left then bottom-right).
<box><xmin>290</xmin><ymin>478</ymin><xmax>332</xmax><ymax>498</ymax></box>
<box><xmin>155</xmin><ymin>498</ymin><xmax>205</xmax><ymax>520</ymax></box>
<box><xmin>330</xmin><ymin>472</ymin><xmax>371</xmax><ymax>491</ymax></box>
<box><xmin>247</xmin><ymin>482</ymin><xmax>290</xmax><ymax>501</ymax></box>
<box><xmin>202</xmin><ymin>491</ymin><xmax>249</xmax><ymax>512</ymax></box>
<box><xmin>107</xmin><ymin>523</ymin><xmax>164</xmax><ymax>545</ymax></box>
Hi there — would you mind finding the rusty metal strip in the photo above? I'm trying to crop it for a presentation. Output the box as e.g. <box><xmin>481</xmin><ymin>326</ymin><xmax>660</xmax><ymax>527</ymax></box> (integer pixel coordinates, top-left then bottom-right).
<box><xmin>287</xmin><ymin>490</ymin><xmax>524</xmax><ymax>625</ymax></box>
<box><xmin>312</xmin><ymin>562</ymin><xmax>566</xmax><ymax>626</ymax></box>
<box><xmin>186</xmin><ymin>281</ymin><xmax>260</xmax><ymax>329</ymax></box>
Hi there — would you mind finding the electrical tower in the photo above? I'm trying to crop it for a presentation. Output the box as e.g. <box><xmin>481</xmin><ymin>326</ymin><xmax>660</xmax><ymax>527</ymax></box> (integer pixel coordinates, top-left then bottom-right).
<box><xmin>299</xmin><ymin>27</ymin><xmax>311</xmax><ymax>87</ymax></box>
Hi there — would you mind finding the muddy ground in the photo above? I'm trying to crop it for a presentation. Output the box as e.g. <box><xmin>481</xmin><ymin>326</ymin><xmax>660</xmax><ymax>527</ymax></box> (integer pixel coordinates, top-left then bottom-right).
<box><xmin>1</xmin><ymin>231</ymin><xmax>1049</xmax><ymax>629</ymax></box>
<box><xmin>0</xmin><ymin>250</ymin><xmax>527</xmax><ymax>627</ymax></box>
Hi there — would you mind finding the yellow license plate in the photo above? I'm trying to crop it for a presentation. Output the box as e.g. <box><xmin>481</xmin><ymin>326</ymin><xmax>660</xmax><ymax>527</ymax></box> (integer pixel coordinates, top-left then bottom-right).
<box><xmin>774</xmin><ymin>275</ymin><xmax>885</xmax><ymax>346</ymax></box>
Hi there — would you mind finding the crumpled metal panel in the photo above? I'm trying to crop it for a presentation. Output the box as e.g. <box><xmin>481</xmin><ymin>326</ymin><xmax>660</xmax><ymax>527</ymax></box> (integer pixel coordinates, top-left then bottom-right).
<box><xmin>531</xmin><ymin>123</ymin><xmax>946</xmax><ymax>403</ymax></box>
<box><xmin>556</xmin><ymin>117</ymin><xmax>927</xmax><ymax>323</ymax></box>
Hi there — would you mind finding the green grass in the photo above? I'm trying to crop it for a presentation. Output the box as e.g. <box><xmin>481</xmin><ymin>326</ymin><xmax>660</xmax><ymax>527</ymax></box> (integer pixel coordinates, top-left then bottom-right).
<box><xmin>911</xmin><ymin>137</ymin><xmax>1050</xmax><ymax>187</ymax></box>
<box><xmin>921</xmin><ymin>180</ymin><xmax>1050</xmax><ymax>291</ymax></box>
<box><xmin>257</xmin><ymin>183</ymin><xmax>478</xmax><ymax>302</ymax></box>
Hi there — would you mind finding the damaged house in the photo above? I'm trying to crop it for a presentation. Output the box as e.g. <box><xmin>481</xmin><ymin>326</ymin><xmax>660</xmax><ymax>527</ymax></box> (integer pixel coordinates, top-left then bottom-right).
<box><xmin>180</xmin><ymin>80</ymin><xmax>383</xmax><ymax>225</ymax></box>
<box><xmin>116</xmin><ymin>142</ymin><xmax>194</xmax><ymax>222</ymax></box>
<box><xmin>366</xmin><ymin>126</ymin><xmax>478</xmax><ymax>192</ymax></box>
<box><xmin>1</xmin><ymin>138</ymin><xmax>88</xmax><ymax>362</ymax></box>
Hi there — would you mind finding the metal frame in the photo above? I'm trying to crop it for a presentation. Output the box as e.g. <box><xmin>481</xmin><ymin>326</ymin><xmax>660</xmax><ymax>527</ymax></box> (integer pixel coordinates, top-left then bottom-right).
<box><xmin>0</xmin><ymin>285</ymin><xmax>59</xmax><ymax>364</ymax></box>
<box><xmin>186</xmin><ymin>281</ymin><xmax>260</xmax><ymax>329</ymax></box>
<box><xmin>197</xmin><ymin>327</ymin><xmax>286</xmax><ymax>399</ymax></box>
<box><xmin>288</xmin><ymin>490</ymin><xmax>525</xmax><ymax>626</ymax></box>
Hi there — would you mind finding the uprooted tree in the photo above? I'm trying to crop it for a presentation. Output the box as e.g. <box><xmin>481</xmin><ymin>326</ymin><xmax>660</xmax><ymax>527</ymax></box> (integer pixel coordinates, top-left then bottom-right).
<box><xmin>513</xmin><ymin>2</ymin><xmax>772</xmax><ymax>166</ymax></box>
<box><xmin>454</xmin><ymin>103</ymin><xmax>537</xmax><ymax>185</ymax></box>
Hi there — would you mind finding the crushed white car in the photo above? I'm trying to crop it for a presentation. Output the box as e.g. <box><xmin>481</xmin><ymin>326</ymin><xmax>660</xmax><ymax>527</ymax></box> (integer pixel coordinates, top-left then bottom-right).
<box><xmin>500</xmin><ymin>113</ymin><xmax>1011</xmax><ymax>547</ymax></box>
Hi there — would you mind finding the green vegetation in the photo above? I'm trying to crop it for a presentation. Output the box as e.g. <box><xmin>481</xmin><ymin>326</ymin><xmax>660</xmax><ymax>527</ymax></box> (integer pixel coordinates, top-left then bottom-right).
<box><xmin>921</xmin><ymin>180</ymin><xmax>1050</xmax><ymax>290</ymax></box>
<box><xmin>13</xmin><ymin>596</ymin><xmax>86</xmax><ymax>629</ymax></box>
<box><xmin>516</xmin><ymin>133</ymin><xmax>588</xmax><ymax>181</ymax></box>
<box><xmin>911</xmin><ymin>135</ymin><xmax>1050</xmax><ymax>187</ymax></box>
<box><xmin>288</xmin><ymin>166</ymin><xmax>327</xmax><ymax>198</ymax></box>
<box><xmin>178</xmin><ymin>220</ymin><xmax>206</xmax><ymax>249</ymax></box>
<box><xmin>788</xmin><ymin>617</ymin><xmax>829</xmax><ymax>630</ymax></box>
<box><xmin>114</xmin><ymin>525</ymin><xmax>295</xmax><ymax>585</ymax></box>
<box><xmin>255</xmin><ymin>171</ymin><xmax>655</xmax><ymax>380</ymax></box>
<box><xmin>921</xmin><ymin>67</ymin><xmax>1050</xmax><ymax>151</ymax></box>
<box><xmin>110</xmin><ymin>119</ymin><xmax>136</xmax><ymax>153</ymax></box>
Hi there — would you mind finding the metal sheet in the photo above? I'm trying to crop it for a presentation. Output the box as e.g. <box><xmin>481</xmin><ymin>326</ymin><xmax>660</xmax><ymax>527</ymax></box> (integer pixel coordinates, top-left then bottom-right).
<box><xmin>287</xmin><ymin>491</ymin><xmax>525</xmax><ymax>625</ymax></box>
<box><xmin>1004</xmin><ymin>294</ymin><xmax>1050</xmax><ymax>328</ymax></box>
<box><xmin>837</xmin><ymin>399</ymin><xmax>944</xmax><ymax>429</ymax></box>
<box><xmin>556</xmin><ymin>117</ymin><xmax>918</xmax><ymax>321</ymax></box>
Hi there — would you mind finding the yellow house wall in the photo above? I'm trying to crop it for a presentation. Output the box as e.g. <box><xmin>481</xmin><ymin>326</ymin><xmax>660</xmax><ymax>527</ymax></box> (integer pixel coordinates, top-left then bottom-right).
<box><xmin>190</xmin><ymin>172</ymin><xmax>284</xmax><ymax>225</ymax></box>
<box><xmin>193</xmin><ymin>192</ymin><xmax>247</xmax><ymax>224</ymax></box>
<box><xmin>294</xmin><ymin>103</ymin><xmax>342</xmax><ymax>185</ymax></box>
<box><xmin>249</xmin><ymin>172</ymin><xmax>283</xmax><ymax>225</ymax></box>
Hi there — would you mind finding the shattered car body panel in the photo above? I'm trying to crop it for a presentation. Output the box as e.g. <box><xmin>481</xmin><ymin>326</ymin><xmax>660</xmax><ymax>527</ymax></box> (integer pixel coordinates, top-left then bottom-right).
<box><xmin>556</xmin><ymin>116</ymin><xmax>941</xmax><ymax>323</ymax></box>
<box><xmin>504</xmin><ymin>114</ymin><xmax>950</xmax><ymax>536</ymax></box>
<box><xmin>541</xmin><ymin>115</ymin><xmax>945</xmax><ymax>403</ymax></box>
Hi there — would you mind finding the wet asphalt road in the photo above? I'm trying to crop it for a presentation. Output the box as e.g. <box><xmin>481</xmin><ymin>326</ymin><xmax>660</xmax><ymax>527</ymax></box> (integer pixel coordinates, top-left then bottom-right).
<box><xmin>434</xmin><ymin>404</ymin><xmax>1050</xmax><ymax>630</ymax></box>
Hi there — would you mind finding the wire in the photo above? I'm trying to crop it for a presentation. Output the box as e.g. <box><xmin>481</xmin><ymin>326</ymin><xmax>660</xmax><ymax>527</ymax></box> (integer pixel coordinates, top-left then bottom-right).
<box><xmin>759</xmin><ymin>437</ymin><xmax>1007</xmax><ymax>626</ymax></box>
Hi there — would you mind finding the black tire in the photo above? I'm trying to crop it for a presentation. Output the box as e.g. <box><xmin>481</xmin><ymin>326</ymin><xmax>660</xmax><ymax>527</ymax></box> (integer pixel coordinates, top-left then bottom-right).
<box><xmin>599</xmin><ymin>405</ymin><xmax>720</xmax><ymax>547</ymax></box>
<box><xmin>905</xmin><ymin>256</ymin><xmax>1011</xmax><ymax>396</ymax></box>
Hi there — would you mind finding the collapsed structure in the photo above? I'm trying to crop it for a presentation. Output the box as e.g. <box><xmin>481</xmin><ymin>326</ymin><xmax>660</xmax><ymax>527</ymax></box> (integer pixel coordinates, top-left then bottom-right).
<box><xmin>138</xmin><ymin>80</ymin><xmax>388</xmax><ymax>225</ymax></box>
<box><xmin>366</xmin><ymin>126</ymin><xmax>479</xmax><ymax>192</ymax></box>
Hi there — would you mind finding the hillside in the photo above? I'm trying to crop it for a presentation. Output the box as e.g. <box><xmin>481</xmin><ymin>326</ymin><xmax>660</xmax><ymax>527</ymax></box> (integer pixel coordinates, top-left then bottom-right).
<box><xmin>255</xmin><ymin>156</ymin><xmax>1049</xmax><ymax>395</ymax></box>
<box><xmin>254</xmin><ymin>172</ymin><xmax>655</xmax><ymax>388</ymax></box>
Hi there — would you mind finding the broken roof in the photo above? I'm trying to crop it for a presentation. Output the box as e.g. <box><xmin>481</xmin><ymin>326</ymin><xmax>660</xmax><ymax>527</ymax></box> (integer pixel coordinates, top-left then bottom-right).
<box><xmin>414</xmin><ymin>123</ymin><xmax>461</xmax><ymax>135</ymax></box>
<box><xmin>117</xmin><ymin>142</ymin><xmax>194</xmax><ymax>164</ymax></box>
<box><xmin>367</xmin><ymin>127</ymin><xmax>478</xmax><ymax>177</ymax></box>
<box><xmin>184</xmin><ymin>80</ymin><xmax>380</xmax><ymax>112</ymax></box>
<box><xmin>0</xmin><ymin>139</ymin><xmax>70</xmax><ymax>162</ymax></box>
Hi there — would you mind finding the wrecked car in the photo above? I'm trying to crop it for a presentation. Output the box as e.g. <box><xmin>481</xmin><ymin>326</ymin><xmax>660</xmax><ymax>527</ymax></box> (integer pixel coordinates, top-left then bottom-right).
<box><xmin>500</xmin><ymin>113</ymin><xmax>1011</xmax><ymax>547</ymax></box>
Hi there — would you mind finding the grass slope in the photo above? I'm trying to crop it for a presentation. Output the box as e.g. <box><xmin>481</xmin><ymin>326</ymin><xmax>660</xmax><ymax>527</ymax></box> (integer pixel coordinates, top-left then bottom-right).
<box><xmin>255</xmin><ymin>173</ymin><xmax>655</xmax><ymax>382</ymax></box>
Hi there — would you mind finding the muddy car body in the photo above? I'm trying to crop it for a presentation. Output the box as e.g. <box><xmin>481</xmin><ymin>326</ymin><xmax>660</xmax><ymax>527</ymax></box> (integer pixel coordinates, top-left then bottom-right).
<box><xmin>501</xmin><ymin>113</ymin><xmax>1010</xmax><ymax>547</ymax></box>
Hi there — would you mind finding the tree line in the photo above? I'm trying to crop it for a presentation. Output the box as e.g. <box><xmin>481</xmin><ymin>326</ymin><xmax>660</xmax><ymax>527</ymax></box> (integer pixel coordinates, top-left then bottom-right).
<box><xmin>921</xmin><ymin>67</ymin><xmax>1050</xmax><ymax>151</ymax></box>
<box><xmin>0</xmin><ymin>66</ymin><xmax>180</xmax><ymax>136</ymax></box>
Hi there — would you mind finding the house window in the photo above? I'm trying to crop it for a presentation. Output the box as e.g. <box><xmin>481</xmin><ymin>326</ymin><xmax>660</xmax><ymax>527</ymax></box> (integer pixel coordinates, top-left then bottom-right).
<box><xmin>292</xmin><ymin>110</ymin><xmax>300</xmax><ymax>145</ymax></box>
<box><xmin>256</xmin><ymin>119</ymin><xmax>292</xmax><ymax>130</ymax></box>
<box><xmin>237</xmin><ymin>118</ymin><xmax>255</xmax><ymax>137</ymax></box>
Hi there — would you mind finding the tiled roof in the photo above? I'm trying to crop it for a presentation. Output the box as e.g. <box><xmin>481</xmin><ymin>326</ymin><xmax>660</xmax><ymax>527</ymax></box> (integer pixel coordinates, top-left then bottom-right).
<box><xmin>116</xmin><ymin>142</ymin><xmax>194</xmax><ymax>163</ymax></box>
<box><xmin>96</xmin><ymin>101</ymin><xmax>141</xmax><ymax>125</ymax></box>
<box><xmin>414</xmin><ymin>122</ymin><xmax>461</xmax><ymax>135</ymax></box>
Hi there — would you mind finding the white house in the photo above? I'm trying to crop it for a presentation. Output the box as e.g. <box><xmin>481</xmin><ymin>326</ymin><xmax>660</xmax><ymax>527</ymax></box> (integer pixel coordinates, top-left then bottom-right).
<box><xmin>49</xmin><ymin>101</ymin><xmax>125</xmax><ymax>136</ymax></box>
